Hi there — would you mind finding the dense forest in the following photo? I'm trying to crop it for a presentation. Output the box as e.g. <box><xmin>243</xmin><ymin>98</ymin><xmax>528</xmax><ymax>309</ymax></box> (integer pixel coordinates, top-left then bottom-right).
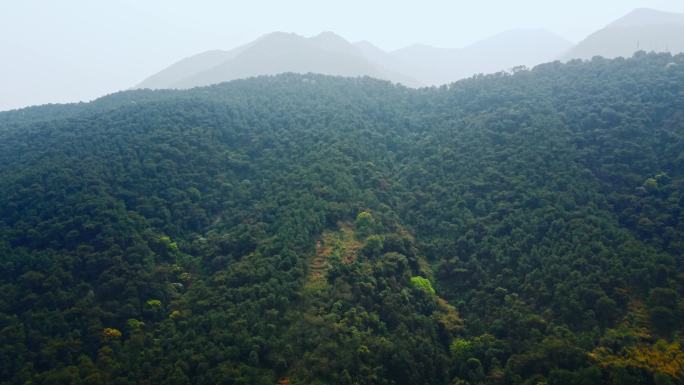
<box><xmin>0</xmin><ymin>52</ymin><xmax>683</xmax><ymax>385</ymax></box>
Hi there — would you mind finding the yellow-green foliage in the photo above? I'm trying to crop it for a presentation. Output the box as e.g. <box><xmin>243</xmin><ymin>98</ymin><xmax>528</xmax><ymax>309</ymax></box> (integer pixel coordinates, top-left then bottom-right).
<box><xmin>450</xmin><ymin>338</ymin><xmax>473</xmax><ymax>361</ymax></box>
<box><xmin>159</xmin><ymin>235</ymin><xmax>178</xmax><ymax>250</ymax></box>
<box><xmin>364</xmin><ymin>234</ymin><xmax>384</xmax><ymax>256</ymax></box>
<box><xmin>305</xmin><ymin>223</ymin><xmax>363</xmax><ymax>291</ymax></box>
<box><xmin>126</xmin><ymin>319</ymin><xmax>145</xmax><ymax>329</ymax></box>
<box><xmin>643</xmin><ymin>177</ymin><xmax>659</xmax><ymax>191</ymax></box>
<box><xmin>355</xmin><ymin>211</ymin><xmax>374</xmax><ymax>235</ymax></box>
<box><xmin>590</xmin><ymin>340</ymin><xmax>684</xmax><ymax>379</ymax></box>
<box><xmin>433</xmin><ymin>297</ymin><xmax>463</xmax><ymax>335</ymax></box>
<box><xmin>146</xmin><ymin>299</ymin><xmax>162</xmax><ymax>308</ymax></box>
<box><xmin>410</xmin><ymin>276</ymin><xmax>435</xmax><ymax>295</ymax></box>
<box><xmin>356</xmin><ymin>211</ymin><xmax>373</xmax><ymax>226</ymax></box>
<box><xmin>102</xmin><ymin>328</ymin><xmax>122</xmax><ymax>340</ymax></box>
<box><xmin>179</xmin><ymin>272</ymin><xmax>192</xmax><ymax>282</ymax></box>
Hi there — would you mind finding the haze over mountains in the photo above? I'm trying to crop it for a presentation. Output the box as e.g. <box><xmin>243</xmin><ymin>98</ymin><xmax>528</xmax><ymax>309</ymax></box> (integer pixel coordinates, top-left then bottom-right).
<box><xmin>138</xmin><ymin>8</ymin><xmax>684</xmax><ymax>90</ymax></box>
<box><xmin>4</xmin><ymin>0</ymin><xmax>684</xmax><ymax>382</ymax></box>
<box><xmin>362</xmin><ymin>29</ymin><xmax>572</xmax><ymax>86</ymax></box>
<box><xmin>564</xmin><ymin>8</ymin><xmax>684</xmax><ymax>59</ymax></box>
<box><xmin>137</xmin><ymin>29</ymin><xmax>571</xmax><ymax>89</ymax></box>
<box><xmin>3</xmin><ymin>52</ymin><xmax>684</xmax><ymax>385</ymax></box>
<box><xmin>138</xmin><ymin>32</ymin><xmax>421</xmax><ymax>89</ymax></box>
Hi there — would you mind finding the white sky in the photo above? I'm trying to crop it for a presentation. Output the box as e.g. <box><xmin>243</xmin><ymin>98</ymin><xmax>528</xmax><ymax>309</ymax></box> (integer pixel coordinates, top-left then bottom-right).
<box><xmin>2</xmin><ymin>0</ymin><xmax>684</xmax><ymax>111</ymax></box>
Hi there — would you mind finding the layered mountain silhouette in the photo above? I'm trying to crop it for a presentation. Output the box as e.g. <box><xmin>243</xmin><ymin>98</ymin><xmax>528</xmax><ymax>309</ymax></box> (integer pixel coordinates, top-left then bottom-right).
<box><xmin>137</xmin><ymin>32</ymin><xmax>420</xmax><ymax>89</ymax></box>
<box><xmin>563</xmin><ymin>8</ymin><xmax>684</xmax><ymax>60</ymax></box>
<box><xmin>137</xmin><ymin>30</ymin><xmax>570</xmax><ymax>89</ymax></box>
<box><xmin>138</xmin><ymin>8</ymin><xmax>684</xmax><ymax>90</ymax></box>
<box><xmin>382</xmin><ymin>29</ymin><xmax>572</xmax><ymax>85</ymax></box>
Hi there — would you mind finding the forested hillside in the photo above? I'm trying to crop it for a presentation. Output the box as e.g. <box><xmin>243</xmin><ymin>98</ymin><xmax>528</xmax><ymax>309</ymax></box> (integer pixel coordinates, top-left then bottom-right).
<box><xmin>1</xmin><ymin>52</ymin><xmax>683</xmax><ymax>385</ymax></box>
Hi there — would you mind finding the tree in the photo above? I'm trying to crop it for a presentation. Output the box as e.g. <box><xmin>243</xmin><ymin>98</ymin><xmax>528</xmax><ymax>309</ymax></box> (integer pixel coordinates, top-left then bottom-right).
<box><xmin>410</xmin><ymin>276</ymin><xmax>436</xmax><ymax>296</ymax></box>
<box><xmin>355</xmin><ymin>211</ymin><xmax>374</xmax><ymax>236</ymax></box>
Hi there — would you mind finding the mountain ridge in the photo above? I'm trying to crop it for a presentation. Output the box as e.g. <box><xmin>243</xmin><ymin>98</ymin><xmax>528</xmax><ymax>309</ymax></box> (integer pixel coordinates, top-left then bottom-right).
<box><xmin>137</xmin><ymin>8</ymin><xmax>684</xmax><ymax>90</ymax></box>
<box><xmin>137</xmin><ymin>28</ymin><xmax>572</xmax><ymax>89</ymax></box>
<box><xmin>563</xmin><ymin>8</ymin><xmax>684</xmax><ymax>59</ymax></box>
<box><xmin>2</xmin><ymin>53</ymin><xmax>684</xmax><ymax>385</ymax></box>
<box><xmin>137</xmin><ymin>31</ymin><xmax>421</xmax><ymax>89</ymax></box>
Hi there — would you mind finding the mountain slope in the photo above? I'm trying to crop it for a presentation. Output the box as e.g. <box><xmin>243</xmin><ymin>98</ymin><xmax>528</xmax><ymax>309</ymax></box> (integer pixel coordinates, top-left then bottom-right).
<box><xmin>1</xmin><ymin>53</ymin><xmax>684</xmax><ymax>385</ymax></box>
<box><xmin>564</xmin><ymin>8</ymin><xmax>684</xmax><ymax>59</ymax></box>
<box><xmin>390</xmin><ymin>43</ymin><xmax>462</xmax><ymax>85</ymax></box>
<box><xmin>461</xmin><ymin>28</ymin><xmax>572</xmax><ymax>68</ymax></box>
<box><xmin>136</xmin><ymin>48</ymin><xmax>250</xmax><ymax>89</ymax></box>
<box><xmin>390</xmin><ymin>29</ymin><xmax>572</xmax><ymax>85</ymax></box>
<box><xmin>138</xmin><ymin>29</ymin><xmax>572</xmax><ymax>90</ymax></box>
<box><xmin>610</xmin><ymin>7</ymin><xmax>684</xmax><ymax>27</ymax></box>
<box><xmin>138</xmin><ymin>32</ymin><xmax>420</xmax><ymax>89</ymax></box>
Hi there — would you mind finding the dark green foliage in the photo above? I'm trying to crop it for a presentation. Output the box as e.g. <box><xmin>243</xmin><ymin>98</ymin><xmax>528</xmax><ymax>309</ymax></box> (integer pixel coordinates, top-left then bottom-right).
<box><xmin>1</xmin><ymin>53</ymin><xmax>684</xmax><ymax>384</ymax></box>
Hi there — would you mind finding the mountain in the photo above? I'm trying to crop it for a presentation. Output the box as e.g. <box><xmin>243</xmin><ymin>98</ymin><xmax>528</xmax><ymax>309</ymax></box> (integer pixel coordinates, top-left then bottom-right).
<box><xmin>389</xmin><ymin>43</ymin><xmax>462</xmax><ymax>85</ymax></box>
<box><xmin>391</xmin><ymin>29</ymin><xmax>572</xmax><ymax>85</ymax></box>
<box><xmin>2</xmin><ymin>53</ymin><xmax>684</xmax><ymax>384</ymax></box>
<box><xmin>135</xmin><ymin>49</ymin><xmax>248</xmax><ymax>90</ymax></box>
<box><xmin>564</xmin><ymin>8</ymin><xmax>684</xmax><ymax>59</ymax></box>
<box><xmin>137</xmin><ymin>31</ymin><xmax>420</xmax><ymax>89</ymax></box>
<box><xmin>610</xmin><ymin>7</ymin><xmax>684</xmax><ymax>27</ymax></box>
<box><xmin>353</xmin><ymin>40</ymin><xmax>402</xmax><ymax>73</ymax></box>
<box><xmin>460</xmin><ymin>29</ymin><xmax>573</xmax><ymax>71</ymax></box>
<box><xmin>139</xmin><ymin>29</ymin><xmax>572</xmax><ymax>90</ymax></box>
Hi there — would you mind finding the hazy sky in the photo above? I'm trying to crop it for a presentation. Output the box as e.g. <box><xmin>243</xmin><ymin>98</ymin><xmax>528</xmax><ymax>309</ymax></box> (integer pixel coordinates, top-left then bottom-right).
<box><xmin>2</xmin><ymin>0</ymin><xmax>684</xmax><ymax>111</ymax></box>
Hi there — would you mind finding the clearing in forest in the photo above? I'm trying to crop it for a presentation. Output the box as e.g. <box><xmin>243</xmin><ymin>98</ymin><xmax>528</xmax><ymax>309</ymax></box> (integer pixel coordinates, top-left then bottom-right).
<box><xmin>304</xmin><ymin>222</ymin><xmax>363</xmax><ymax>290</ymax></box>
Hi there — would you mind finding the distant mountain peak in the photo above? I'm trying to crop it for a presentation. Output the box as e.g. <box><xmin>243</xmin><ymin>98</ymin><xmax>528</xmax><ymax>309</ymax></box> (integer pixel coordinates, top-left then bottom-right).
<box><xmin>354</xmin><ymin>40</ymin><xmax>377</xmax><ymax>48</ymax></box>
<box><xmin>308</xmin><ymin>31</ymin><xmax>352</xmax><ymax>49</ymax></box>
<box><xmin>310</xmin><ymin>31</ymin><xmax>348</xmax><ymax>41</ymax></box>
<box><xmin>255</xmin><ymin>31</ymin><xmax>304</xmax><ymax>43</ymax></box>
<box><xmin>138</xmin><ymin>30</ymin><xmax>422</xmax><ymax>90</ymax></box>
<box><xmin>609</xmin><ymin>8</ymin><xmax>684</xmax><ymax>27</ymax></box>
<box><xmin>563</xmin><ymin>8</ymin><xmax>684</xmax><ymax>61</ymax></box>
<box><xmin>138</xmin><ymin>26</ymin><xmax>580</xmax><ymax>91</ymax></box>
<box><xmin>308</xmin><ymin>31</ymin><xmax>355</xmax><ymax>53</ymax></box>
